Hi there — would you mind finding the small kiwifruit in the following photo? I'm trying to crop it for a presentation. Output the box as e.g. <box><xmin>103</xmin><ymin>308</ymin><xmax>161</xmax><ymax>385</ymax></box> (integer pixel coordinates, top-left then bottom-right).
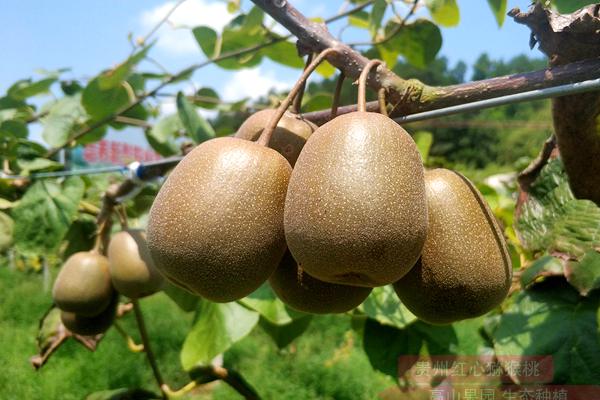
<box><xmin>269</xmin><ymin>250</ymin><xmax>372</xmax><ymax>314</ymax></box>
<box><xmin>52</xmin><ymin>251</ymin><xmax>114</xmax><ymax>317</ymax></box>
<box><xmin>235</xmin><ymin>109</ymin><xmax>316</xmax><ymax>166</ymax></box>
<box><xmin>393</xmin><ymin>168</ymin><xmax>512</xmax><ymax>324</ymax></box>
<box><xmin>107</xmin><ymin>229</ymin><xmax>164</xmax><ymax>299</ymax></box>
<box><xmin>147</xmin><ymin>137</ymin><xmax>291</xmax><ymax>303</ymax></box>
<box><xmin>61</xmin><ymin>293</ymin><xmax>118</xmax><ymax>336</ymax></box>
<box><xmin>284</xmin><ymin>111</ymin><xmax>428</xmax><ymax>287</ymax></box>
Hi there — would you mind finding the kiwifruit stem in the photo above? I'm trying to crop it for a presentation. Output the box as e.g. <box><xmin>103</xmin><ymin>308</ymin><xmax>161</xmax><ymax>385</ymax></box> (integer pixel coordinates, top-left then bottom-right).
<box><xmin>330</xmin><ymin>71</ymin><xmax>345</xmax><ymax>119</ymax></box>
<box><xmin>358</xmin><ymin>59</ymin><xmax>383</xmax><ymax>113</ymax></box>
<box><xmin>378</xmin><ymin>87</ymin><xmax>388</xmax><ymax>117</ymax></box>
<box><xmin>116</xmin><ymin>205</ymin><xmax>129</xmax><ymax>230</ymax></box>
<box><xmin>291</xmin><ymin>53</ymin><xmax>313</xmax><ymax>114</ymax></box>
<box><xmin>132</xmin><ymin>299</ymin><xmax>167</xmax><ymax>398</ymax></box>
<box><xmin>258</xmin><ymin>48</ymin><xmax>338</xmax><ymax>147</ymax></box>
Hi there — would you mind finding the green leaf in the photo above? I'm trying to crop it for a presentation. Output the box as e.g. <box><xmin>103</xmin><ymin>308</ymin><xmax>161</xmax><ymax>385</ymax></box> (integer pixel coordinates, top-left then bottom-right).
<box><xmin>412</xmin><ymin>131</ymin><xmax>433</xmax><ymax>163</ymax></box>
<box><xmin>486</xmin><ymin>0</ymin><xmax>507</xmax><ymax>26</ymax></box>
<box><xmin>163</xmin><ymin>281</ymin><xmax>200</xmax><ymax>312</ymax></box>
<box><xmin>0</xmin><ymin>211</ymin><xmax>14</xmax><ymax>252</ymax></box>
<box><xmin>244</xmin><ymin>6</ymin><xmax>264</xmax><ymax>33</ymax></box>
<box><xmin>98</xmin><ymin>45</ymin><xmax>152</xmax><ymax>90</ymax></box>
<box><xmin>315</xmin><ymin>61</ymin><xmax>336</xmax><ymax>78</ymax></box>
<box><xmin>520</xmin><ymin>255</ymin><xmax>565</xmax><ymax>289</ymax></box>
<box><xmin>181</xmin><ymin>300</ymin><xmax>259</xmax><ymax>370</ymax></box>
<box><xmin>259</xmin><ymin>315</ymin><xmax>312</xmax><ymax>348</ymax></box>
<box><xmin>425</xmin><ymin>0</ymin><xmax>460</xmax><ymax>27</ymax></box>
<box><xmin>262</xmin><ymin>40</ymin><xmax>304</xmax><ymax>69</ymax></box>
<box><xmin>193</xmin><ymin>26</ymin><xmax>219</xmax><ymax>58</ymax></box>
<box><xmin>8</xmin><ymin>77</ymin><xmax>57</xmax><ymax>100</ymax></box>
<box><xmin>552</xmin><ymin>0</ymin><xmax>593</xmax><ymax>13</ymax></box>
<box><xmin>0</xmin><ymin>198</ymin><xmax>17</xmax><ymax>209</ymax></box>
<box><xmin>63</xmin><ymin>215</ymin><xmax>97</xmax><ymax>258</ymax></box>
<box><xmin>516</xmin><ymin>159</ymin><xmax>600</xmax><ymax>259</ymax></box>
<box><xmin>369</xmin><ymin>0</ymin><xmax>387</xmax><ymax>38</ymax></box>
<box><xmin>217</xmin><ymin>27</ymin><xmax>263</xmax><ymax>69</ymax></box>
<box><xmin>363</xmin><ymin>318</ymin><xmax>423</xmax><ymax>377</ymax></box>
<box><xmin>194</xmin><ymin>87</ymin><xmax>220</xmax><ymax>109</ymax></box>
<box><xmin>12</xmin><ymin>177</ymin><xmax>85</xmax><ymax>255</ymax></box>
<box><xmin>360</xmin><ymin>286</ymin><xmax>417</xmax><ymax>329</ymax></box>
<box><xmin>176</xmin><ymin>92</ymin><xmax>215</xmax><ymax>143</ymax></box>
<box><xmin>348</xmin><ymin>10</ymin><xmax>369</xmax><ymax>29</ymax></box>
<box><xmin>302</xmin><ymin>93</ymin><xmax>332</xmax><ymax>113</ymax></box>
<box><xmin>81</xmin><ymin>77</ymin><xmax>130</xmax><ymax>121</ymax></box>
<box><xmin>41</xmin><ymin>95</ymin><xmax>86</xmax><ymax>148</ymax></box>
<box><xmin>376</xmin><ymin>44</ymin><xmax>399</xmax><ymax>70</ymax></box>
<box><xmin>489</xmin><ymin>283</ymin><xmax>600</xmax><ymax>384</ymax></box>
<box><xmin>17</xmin><ymin>158</ymin><xmax>63</xmax><ymax>175</ymax></box>
<box><xmin>239</xmin><ymin>283</ymin><xmax>305</xmax><ymax>325</ymax></box>
<box><xmin>384</xmin><ymin>19</ymin><xmax>442</xmax><ymax>69</ymax></box>
<box><xmin>85</xmin><ymin>388</ymin><xmax>160</xmax><ymax>400</ymax></box>
<box><xmin>0</xmin><ymin>119</ymin><xmax>28</xmax><ymax>139</ymax></box>
<box><xmin>146</xmin><ymin>114</ymin><xmax>182</xmax><ymax>156</ymax></box>
<box><xmin>566</xmin><ymin>251</ymin><xmax>600</xmax><ymax>296</ymax></box>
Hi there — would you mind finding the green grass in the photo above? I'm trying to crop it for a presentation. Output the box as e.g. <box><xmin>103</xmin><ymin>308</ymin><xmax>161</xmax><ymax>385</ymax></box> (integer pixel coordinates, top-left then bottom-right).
<box><xmin>0</xmin><ymin>266</ymin><xmax>392</xmax><ymax>399</ymax></box>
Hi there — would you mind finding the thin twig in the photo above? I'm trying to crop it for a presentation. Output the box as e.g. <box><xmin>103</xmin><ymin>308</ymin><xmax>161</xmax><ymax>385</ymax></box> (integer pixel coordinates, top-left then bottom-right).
<box><xmin>132</xmin><ymin>299</ymin><xmax>166</xmax><ymax>398</ymax></box>
<box><xmin>331</xmin><ymin>71</ymin><xmax>345</xmax><ymax>119</ymax></box>
<box><xmin>348</xmin><ymin>0</ymin><xmax>419</xmax><ymax>46</ymax></box>
<box><xmin>44</xmin><ymin>1</ymin><xmax>376</xmax><ymax>158</ymax></box>
<box><xmin>136</xmin><ymin>0</ymin><xmax>188</xmax><ymax>49</ymax></box>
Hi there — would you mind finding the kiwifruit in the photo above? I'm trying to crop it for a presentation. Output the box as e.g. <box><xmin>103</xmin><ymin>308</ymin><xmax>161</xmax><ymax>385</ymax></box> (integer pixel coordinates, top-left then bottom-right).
<box><xmin>284</xmin><ymin>111</ymin><xmax>428</xmax><ymax>287</ymax></box>
<box><xmin>61</xmin><ymin>293</ymin><xmax>118</xmax><ymax>336</ymax></box>
<box><xmin>393</xmin><ymin>168</ymin><xmax>512</xmax><ymax>324</ymax></box>
<box><xmin>235</xmin><ymin>109</ymin><xmax>317</xmax><ymax>166</ymax></box>
<box><xmin>147</xmin><ymin>137</ymin><xmax>291</xmax><ymax>303</ymax></box>
<box><xmin>269</xmin><ymin>250</ymin><xmax>372</xmax><ymax>314</ymax></box>
<box><xmin>52</xmin><ymin>251</ymin><xmax>114</xmax><ymax>317</ymax></box>
<box><xmin>107</xmin><ymin>229</ymin><xmax>164</xmax><ymax>299</ymax></box>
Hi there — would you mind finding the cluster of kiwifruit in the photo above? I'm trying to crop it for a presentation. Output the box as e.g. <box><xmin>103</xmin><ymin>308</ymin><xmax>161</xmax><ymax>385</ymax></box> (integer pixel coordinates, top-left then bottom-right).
<box><xmin>52</xmin><ymin>228</ymin><xmax>163</xmax><ymax>335</ymax></box>
<box><xmin>146</xmin><ymin>57</ymin><xmax>512</xmax><ymax>324</ymax></box>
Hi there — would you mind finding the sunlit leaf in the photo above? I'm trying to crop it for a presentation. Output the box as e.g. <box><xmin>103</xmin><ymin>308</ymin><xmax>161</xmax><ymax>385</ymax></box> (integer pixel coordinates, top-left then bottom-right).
<box><xmin>41</xmin><ymin>95</ymin><xmax>85</xmax><ymax>148</ymax></box>
<box><xmin>13</xmin><ymin>177</ymin><xmax>85</xmax><ymax>255</ymax></box>
<box><xmin>181</xmin><ymin>300</ymin><xmax>259</xmax><ymax>370</ymax></box>
<box><xmin>8</xmin><ymin>77</ymin><xmax>57</xmax><ymax>100</ymax></box>
<box><xmin>369</xmin><ymin>0</ymin><xmax>387</xmax><ymax>38</ymax></box>
<box><xmin>383</xmin><ymin>19</ymin><xmax>442</xmax><ymax>69</ymax></box>
<box><xmin>566</xmin><ymin>250</ymin><xmax>600</xmax><ymax>296</ymax></box>
<box><xmin>82</xmin><ymin>78</ymin><xmax>130</xmax><ymax>121</ymax></box>
<box><xmin>98</xmin><ymin>45</ymin><xmax>152</xmax><ymax>90</ymax></box>
<box><xmin>262</xmin><ymin>40</ymin><xmax>304</xmax><ymax>69</ymax></box>
<box><xmin>0</xmin><ymin>211</ymin><xmax>14</xmax><ymax>252</ymax></box>
<box><xmin>176</xmin><ymin>92</ymin><xmax>215</xmax><ymax>143</ymax></box>
<box><xmin>425</xmin><ymin>0</ymin><xmax>460</xmax><ymax>27</ymax></box>
<box><xmin>486</xmin><ymin>0</ymin><xmax>507</xmax><ymax>26</ymax></box>
<box><xmin>360</xmin><ymin>286</ymin><xmax>417</xmax><ymax>329</ymax></box>
<box><xmin>193</xmin><ymin>26</ymin><xmax>219</xmax><ymax>58</ymax></box>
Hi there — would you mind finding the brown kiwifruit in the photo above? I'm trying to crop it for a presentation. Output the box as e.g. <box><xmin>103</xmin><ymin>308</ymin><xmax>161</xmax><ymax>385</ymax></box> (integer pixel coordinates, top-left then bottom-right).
<box><xmin>235</xmin><ymin>109</ymin><xmax>316</xmax><ymax>166</ymax></box>
<box><xmin>269</xmin><ymin>250</ymin><xmax>372</xmax><ymax>314</ymax></box>
<box><xmin>61</xmin><ymin>293</ymin><xmax>118</xmax><ymax>336</ymax></box>
<box><xmin>147</xmin><ymin>137</ymin><xmax>291</xmax><ymax>303</ymax></box>
<box><xmin>107</xmin><ymin>229</ymin><xmax>164</xmax><ymax>299</ymax></box>
<box><xmin>52</xmin><ymin>251</ymin><xmax>114</xmax><ymax>317</ymax></box>
<box><xmin>393</xmin><ymin>168</ymin><xmax>512</xmax><ymax>324</ymax></box>
<box><xmin>284</xmin><ymin>111</ymin><xmax>428</xmax><ymax>287</ymax></box>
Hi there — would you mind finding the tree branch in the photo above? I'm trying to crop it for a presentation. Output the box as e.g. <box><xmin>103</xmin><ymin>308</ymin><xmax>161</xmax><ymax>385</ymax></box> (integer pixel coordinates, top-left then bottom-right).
<box><xmin>252</xmin><ymin>0</ymin><xmax>600</xmax><ymax>126</ymax></box>
<box><xmin>301</xmin><ymin>57</ymin><xmax>600</xmax><ymax>125</ymax></box>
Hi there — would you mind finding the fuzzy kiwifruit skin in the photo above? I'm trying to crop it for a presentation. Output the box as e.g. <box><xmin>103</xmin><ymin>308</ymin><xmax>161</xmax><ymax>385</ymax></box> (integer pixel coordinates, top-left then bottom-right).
<box><xmin>235</xmin><ymin>109</ymin><xmax>317</xmax><ymax>167</ymax></box>
<box><xmin>284</xmin><ymin>111</ymin><xmax>428</xmax><ymax>287</ymax></box>
<box><xmin>147</xmin><ymin>137</ymin><xmax>291</xmax><ymax>303</ymax></box>
<box><xmin>107</xmin><ymin>229</ymin><xmax>164</xmax><ymax>299</ymax></box>
<box><xmin>52</xmin><ymin>251</ymin><xmax>114</xmax><ymax>317</ymax></box>
<box><xmin>269</xmin><ymin>250</ymin><xmax>372</xmax><ymax>314</ymax></box>
<box><xmin>61</xmin><ymin>293</ymin><xmax>118</xmax><ymax>336</ymax></box>
<box><xmin>393</xmin><ymin>169</ymin><xmax>512</xmax><ymax>324</ymax></box>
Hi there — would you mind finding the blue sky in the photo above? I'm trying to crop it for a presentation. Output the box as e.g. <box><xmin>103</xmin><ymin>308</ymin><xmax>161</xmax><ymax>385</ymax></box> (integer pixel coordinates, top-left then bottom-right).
<box><xmin>1</xmin><ymin>0</ymin><xmax>541</xmax><ymax>145</ymax></box>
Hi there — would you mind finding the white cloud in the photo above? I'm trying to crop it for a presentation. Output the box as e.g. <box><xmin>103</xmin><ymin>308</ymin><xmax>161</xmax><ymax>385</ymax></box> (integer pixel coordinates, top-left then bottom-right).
<box><xmin>139</xmin><ymin>0</ymin><xmax>231</xmax><ymax>55</ymax></box>
<box><xmin>222</xmin><ymin>66</ymin><xmax>292</xmax><ymax>102</ymax></box>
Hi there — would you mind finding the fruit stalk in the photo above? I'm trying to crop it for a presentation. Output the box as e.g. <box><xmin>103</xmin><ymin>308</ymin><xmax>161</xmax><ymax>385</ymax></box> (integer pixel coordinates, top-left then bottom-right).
<box><xmin>291</xmin><ymin>53</ymin><xmax>313</xmax><ymax>114</ymax></box>
<box><xmin>132</xmin><ymin>299</ymin><xmax>166</xmax><ymax>398</ymax></box>
<box><xmin>357</xmin><ymin>59</ymin><xmax>383</xmax><ymax>113</ymax></box>
<box><xmin>258</xmin><ymin>47</ymin><xmax>338</xmax><ymax>147</ymax></box>
<box><xmin>330</xmin><ymin>71</ymin><xmax>345</xmax><ymax>119</ymax></box>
